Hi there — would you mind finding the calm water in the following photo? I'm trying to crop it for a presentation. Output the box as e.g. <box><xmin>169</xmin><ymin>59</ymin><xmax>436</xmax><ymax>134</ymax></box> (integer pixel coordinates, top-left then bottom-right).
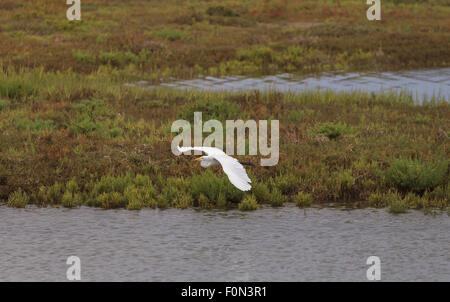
<box><xmin>1</xmin><ymin>205</ymin><xmax>448</xmax><ymax>281</ymax></box>
<box><xmin>132</xmin><ymin>68</ymin><xmax>450</xmax><ymax>103</ymax></box>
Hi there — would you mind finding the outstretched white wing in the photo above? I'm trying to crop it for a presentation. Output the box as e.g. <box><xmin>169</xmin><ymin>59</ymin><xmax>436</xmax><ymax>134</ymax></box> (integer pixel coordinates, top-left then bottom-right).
<box><xmin>177</xmin><ymin>146</ymin><xmax>252</xmax><ymax>191</ymax></box>
<box><xmin>177</xmin><ymin>146</ymin><xmax>226</xmax><ymax>156</ymax></box>
<box><xmin>215</xmin><ymin>155</ymin><xmax>251</xmax><ymax>191</ymax></box>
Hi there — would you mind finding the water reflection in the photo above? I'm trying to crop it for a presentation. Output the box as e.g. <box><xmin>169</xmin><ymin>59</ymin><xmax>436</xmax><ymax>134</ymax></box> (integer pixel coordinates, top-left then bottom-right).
<box><xmin>132</xmin><ymin>68</ymin><xmax>450</xmax><ymax>103</ymax></box>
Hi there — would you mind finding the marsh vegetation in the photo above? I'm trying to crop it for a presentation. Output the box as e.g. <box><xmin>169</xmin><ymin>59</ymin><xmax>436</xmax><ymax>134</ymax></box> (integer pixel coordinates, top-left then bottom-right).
<box><xmin>0</xmin><ymin>69</ymin><xmax>448</xmax><ymax>212</ymax></box>
<box><xmin>0</xmin><ymin>0</ymin><xmax>449</xmax><ymax>80</ymax></box>
<box><xmin>0</xmin><ymin>1</ymin><xmax>448</xmax><ymax>212</ymax></box>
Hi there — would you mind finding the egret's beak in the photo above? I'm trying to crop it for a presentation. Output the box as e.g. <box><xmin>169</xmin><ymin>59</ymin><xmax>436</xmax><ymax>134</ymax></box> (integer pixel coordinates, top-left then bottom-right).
<box><xmin>193</xmin><ymin>157</ymin><xmax>202</xmax><ymax>161</ymax></box>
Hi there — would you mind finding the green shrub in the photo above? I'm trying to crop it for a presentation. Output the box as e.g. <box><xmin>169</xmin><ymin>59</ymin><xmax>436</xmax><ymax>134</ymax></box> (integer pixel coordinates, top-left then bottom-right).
<box><xmin>99</xmin><ymin>51</ymin><xmax>124</xmax><ymax>66</ymax></box>
<box><xmin>154</xmin><ymin>29</ymin><xmax>184</xmax><ymax>41</ymax></box>
<box><xmin>72</xmin><ymin>116</ymin><xmax>97</xmax><ymax>134</ymax></box>
<box><xmin>65</xmin><ymin>178</ymin><xmax>79</xmax><ymax>194</ymax></box>
<box><xmin>274</xmin><ymin>174</ymin><xmax>300</xmax><ymax>195</ymax></box>
<box><xmin>270</xmin><ymin>187</ymin><xmax>285</xmax><ymax>207</ymax></box>
<box><xmin>251</xmin><ymin>182</ymin><xmax>271</xmax><ymax>204</ymax></box>
<box><xmin>0</xmin><ymin>79</ymin><xmax>36</xmax><ymax>99</ymax></box>
<box><xmin>72</xmin><ymin>49</ymin><xmax>95</xmax><ymax>63</ymax></box>
<box><xmin>238</xmin><ymin>195</ymin><xmax>259</xmax><ymax>211</ymax></box>
<box><xmin>188</xmin><ymin>170</ymin><xmax>244</xmax><ymax>204</ymax></box>
<box><xmin>108</xmin><ymin>127</ymin><xmax>123</xmax><ymax>138</ymax></box>
<box><xmin>237</xmin><ymin>46</ymin><xmax>274</xmax><ymax>66</ymax></box>
<box><xmin>92</xmin><ymin>174</ymin><xmax>132</xmax><ymax>195</ymax></box>
<box><xmin>7</xmin><ymin>188</ymin><xmax>29</xmax><ymax>208</ymax></box>
<box><xmin>368</xmin><ymin>190</ymin><xmax>404</xmax><ymax>208</ymax></box>
<box><xmin>328</xmin><ymin>169</ymin><xmax>356</xmax><ymax>200</ymax></box>
<box><xmin>423</xmin><ymin>185</ymin><xmax>449</xmax><ymax>201</ymax></box>
<box><xmin>317</xmin><ymin>122</ymin><xmax>352</xmax><ymax>139</ymax></box>
<box><xmin>127</xmin><ymin>184</ymin><xmax>157</xmax><ymax>209</ymax></box>
<box><xmin>87</xmin><ymin>173</ymin><xmax>157</xmax><ymax>209</ymax></box>
<box><xmin>173</xmin><ymin>192</ymin><xmax>194</xmax><ymax>209</ymax></box>
<box><xmin>198</xmin><ymin>193</ymin><xmax>213</xmax><ymax>209</ymax></box>
<box><xmin>295</xmin><ymin>192</ymin><xmax>313</xmax><ymax>208</ymax></box>
<box><xmin>388</xmin><ymin>198</ymin><xmax>408</xmax><ymax>214</ymax></box>
<box><xmin>403</xmin><ymin>192</ymin><xmax>426</xmax><ymax>209</ymax></box>
<box><xmin>216</xmin><ymin>192</ymin><xmax>227</xmax><ymax>208</ymax></box>
<box><xmin>414</xmin><ymin>114</ymin><xmax>431</xmax><ymax>124</ymax></box>
<box><xmin>385</xmin><ymin>158</ymin><xmax>448</xmax><ymax>193</ymax></box>
<box><xmin>126</xmin><ymin>199</ymin><xmax>144</xmax><ymax>210</ymax></box>
<box><xmin>46</xmin><ymin>182</ymin><xmax>65</xmax><ymax>204</ymax></box>
<box><xmin>62</xmin><ymin>191</ymin><xmax>82</xmax><ymax>208</ymax></box>
<box><xmin>97</xmin><ymin>191</ymin><xmax>127</xmax><ymax>209</ymax></box>
<box><xmin>16</xmin><ymin>117</ymin><xmax>56</xmax><ymax>132</ymax></box>
<box><xmin>70</xmin><ymin>99</ymin><xmax>118</xmax><ymax>136</ymax></box>
<box><xmin>158</xmin><ymin>185</ymin><xmax>180</xmax><ymax>209</ymax></box>
<box><xmin>98</xmin><ymin>50</ymin><xmax>148</xmax><ymax>66</ymax></box>
<box><xmin>0</xmin><ymin>99</ymin><xmax>10</xmax><ymax>111</ymax></box>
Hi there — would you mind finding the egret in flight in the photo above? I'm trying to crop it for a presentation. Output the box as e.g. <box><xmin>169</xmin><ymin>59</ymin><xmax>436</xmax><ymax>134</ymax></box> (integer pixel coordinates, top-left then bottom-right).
<box><xmin>177</xmin><ymin>146</ymin><xmax>252</xmax><ymax>191</ymax></box>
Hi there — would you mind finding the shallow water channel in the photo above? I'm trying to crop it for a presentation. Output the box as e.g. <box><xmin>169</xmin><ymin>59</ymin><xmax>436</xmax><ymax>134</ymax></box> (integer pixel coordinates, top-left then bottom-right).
<box><xmin>1</xmin><ymin>205</ymin><xmax>448</xmax><ymax>281</ymax></box>
<box><xmin>133</xmin><ymin>68</ymin><xmax>450</xmax><ymax>103</ymax></box>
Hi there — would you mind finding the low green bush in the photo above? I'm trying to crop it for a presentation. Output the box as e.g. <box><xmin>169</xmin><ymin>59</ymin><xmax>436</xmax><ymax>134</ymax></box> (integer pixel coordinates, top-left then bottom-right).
<box><xmin>316</xmin><ymin>122</ymin><xmax>352</xmax><ymax>139</ymax></box>
<box><xmin>188</xmin><ymin>170</ymin><xmax>244</xmax><ymax>205</ymax></box>
<box><xmin>238</xmin><ymin>194</ymin><xmax>259</xmax><ymax>211</ymax></box>
<box><xmin>7</xmin><ymin>188</ymin><xmax>30</xmax><ymax>208</ymax></box>
<box><xmin>154</xmin><ymin>29</ymin><xmax>184</xmax><ymax>41</ymax></box>
<box><xmin>62</xmin><ymin>191</ymin><xmax>82</xmax><ymax>208</ymax></box>
<box><xmin>328</xmin><ymin>169</ymin><xmax>356</xmax><ymax>201</ymax></box>
<box><xmin>197</xmin><ymin>193</ymin><xmax>213</xmax><ymax>209</ymax></box>
<box><xmin>173</xmin><ymin>192</ymin><xmax>194</xmax><ymax>209</ymax></box>
<box><xmin>251</xmin><ymin>182</ymin><xmax>271</xmax><ymax>204</ymax></box>
<box><xmin>385</xmin><ymin>158</ymin><xmax>448</xmax><ymax>193</ymax></box>
<box><xmin>0</xmin><ymin>79</ymin><xmax>36</xmax><ymax>99</ymax></box>
<box><xmin>388</xmin><ymin>198</ymin><xmax>408</xmax><ymax>214</ymax></box>
<box><xmin>295</xmin><ymin>192</ymin><xmax>313</xmax><ymax>208</ymax></box>
<box><xmin>0</xmin><ymin>99</ymin><xmax>10</xmax><ymax>111</ymax></box>
<box><xmin>16</xmin><ymin>117</ymin><xmax>56</xmax><ymax>133</ymax></box>
<box><xmin>269</xmin><ymin>187</ymin><xmax>285</xmax><ymax>207</ymax></box>
<box><xmin>274</xmin><ymin>174</ymin><xmax>300</xmax><ymax>195</ymax></box>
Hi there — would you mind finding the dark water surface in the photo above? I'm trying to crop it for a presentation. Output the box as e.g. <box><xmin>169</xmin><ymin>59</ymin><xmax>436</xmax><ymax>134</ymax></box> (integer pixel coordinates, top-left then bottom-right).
<box><xmin>132</xmin><ymin>68</ymin><xmax>450</xmax><ymax>103</ymax></box>
<box><xmin>1</xmin><ymin>205</ymin><xmax>448</xmax><ymax>281</ymax></box>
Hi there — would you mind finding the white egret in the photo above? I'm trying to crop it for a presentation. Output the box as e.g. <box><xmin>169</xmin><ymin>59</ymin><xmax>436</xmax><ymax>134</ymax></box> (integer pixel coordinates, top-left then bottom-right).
<box><xmin>177</xmin><ymin>146</ymin><xmax>252</xmax><ymax>191</ymax></box>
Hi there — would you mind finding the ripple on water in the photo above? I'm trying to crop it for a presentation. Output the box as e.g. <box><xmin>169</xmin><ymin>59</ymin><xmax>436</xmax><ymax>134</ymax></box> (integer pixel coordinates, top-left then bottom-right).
<box><xmin>0</xmin><ymin>205</ymin><xmax>449</xmax><ymax>281</ymax></box>
<box><xmin>139</xmin><ymin>68</ymin><xmax>450</xmax><ymax>103</ymax></box>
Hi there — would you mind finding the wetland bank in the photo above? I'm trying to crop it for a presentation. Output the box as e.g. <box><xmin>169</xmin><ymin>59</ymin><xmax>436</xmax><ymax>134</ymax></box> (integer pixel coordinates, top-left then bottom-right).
<box><xmin>0</xmin><ymin>0</ymin><xmax>449</xmax><ymax>213</ymax></box>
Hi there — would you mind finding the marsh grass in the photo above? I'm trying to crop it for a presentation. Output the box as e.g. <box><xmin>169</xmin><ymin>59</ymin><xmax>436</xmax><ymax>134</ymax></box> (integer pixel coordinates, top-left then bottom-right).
<box><xmin>295</xmin><ymin>192</ymin><xmax>313</xmax><ymax>208</ymax></box>
<box><xmin>0</xmin><ymin>0</ymin><xmax>449</xmax><ymax>213</ymax></box>
<box><xmin>238</xmin><ymin>195</ymin><xmax>259</xmax><ymax>211</ymax></box>
<box><xmin>7</xmin><ymin>188</ymin><xmax>30</xmax><ymax>208</ymax></box>
<box><xmin>385</xmin><ymin>158</ymin><xmax>448</xmax><ymax>193</ymax></box>
<box><xmin>1</xmin><ymin>80</ymin><xmax>447</xmax><ymax>213</ymax></box>
<box><xmin>0</xmin><ymin>100</ymin><xmax>11</xmax><ymax>111</ymax></box>
<box><xmin>388</xmin><ymin>197</ymin><xmax>409</xmax><ymax>214</ymax></box>
<box><xmin>0</xmin><ymin>1</ymin><xmax>448</xmax><ymax>79</ymax></box>
<box><xmin>316</xmin><ymin>122</ymin><xmax>353</xmax><ymax>140</ymax></box>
